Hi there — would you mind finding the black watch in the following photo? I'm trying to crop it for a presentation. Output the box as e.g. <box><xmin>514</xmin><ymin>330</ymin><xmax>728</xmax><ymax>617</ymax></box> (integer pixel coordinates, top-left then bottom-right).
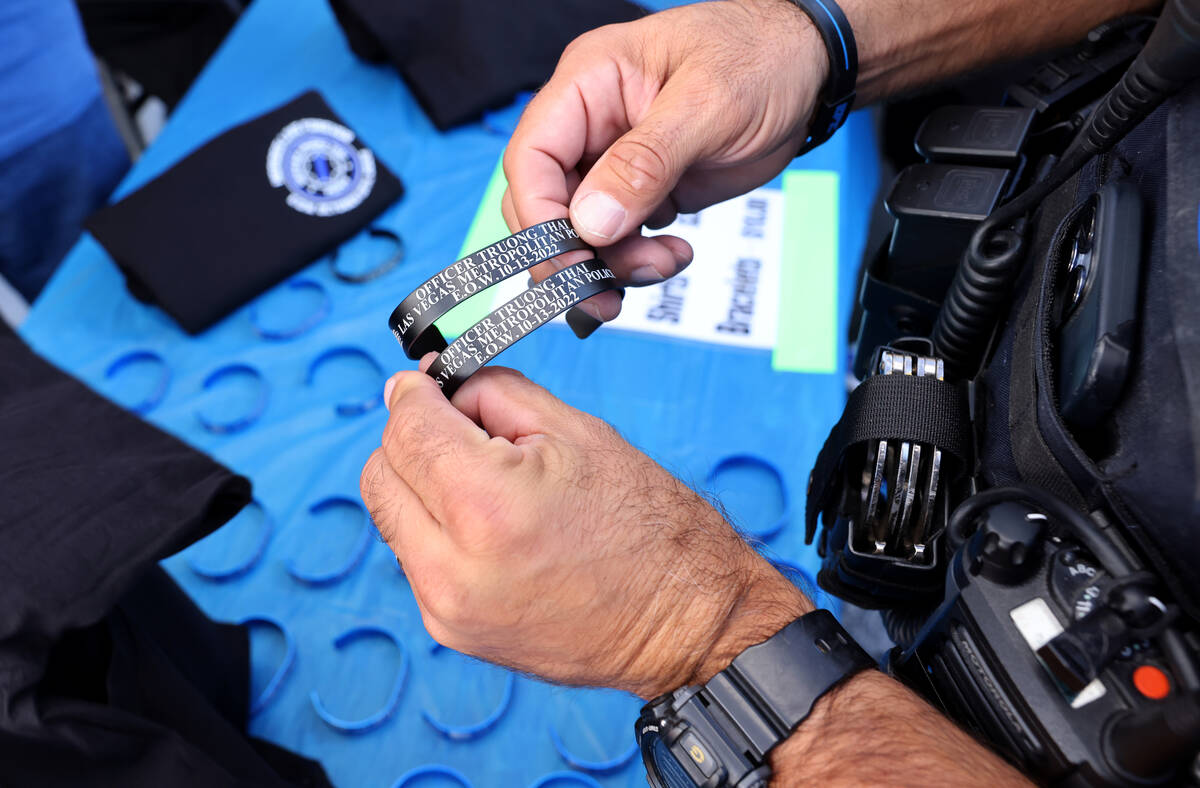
<box><xmin>635</xmin><ymin>609</ymin><xmax>874</xmax><ymax>788</ymax></box>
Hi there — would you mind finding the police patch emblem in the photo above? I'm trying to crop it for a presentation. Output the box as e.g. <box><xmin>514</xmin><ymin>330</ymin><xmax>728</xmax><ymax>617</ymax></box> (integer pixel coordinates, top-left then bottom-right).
<box><xmin>266</xmin><ymin>118</ymin><xmax>376</xmax><ymax>217</ymax></box>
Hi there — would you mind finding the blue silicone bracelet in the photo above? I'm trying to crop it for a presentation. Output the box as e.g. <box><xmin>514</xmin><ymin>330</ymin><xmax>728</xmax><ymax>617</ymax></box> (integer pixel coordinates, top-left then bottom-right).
<box><xmin>420</xmin><ymin>643</ymin><xmax>515</xmax><ymax>741</ymax></box>
<box><xmin>105</xmin><ymin>349</ymin><xmax>171</xmax><ymax>415</ymax></box>
<box><xmin>706</xmin><ymin>453</ymin><xmax>792</xmax><ymax>541</ymax></box>
<box><xmin>195</xmin><ymin>362</ymin><xmax>269</xmax><ymax>434</ymax></box>
<box><xmin>329</xmin><ymin>227</ymin><xmax>406</xmax><ymax>284</ymax></box>
<box><xmin>391</xmin><ymin>765</ymin><xmax>474</xmax><ymax>788</ymax></box>
<box><xmin>237</xmin><ymin>615</ymin><xmax>297</xmax><ymax>716</ymax></box>
<box><xmin>285</xmin><ymin>496</ymin><xmax>373</xmax><ymax>586</ymax></box>
<box><xmin>548</xmin><ymin>725</ymin><xmax>638</xmax><ymax>774</ymax></box>
<box><xmin>249</xmin><ymin>277</ymin><xmax>331</xmax><ymax>340</ymax></box>
<box><xmin>527</xmin><ymin>772</ymin><xmax>605</xmax><ymax>788</ymax></box>
<box><xmin>305</xmin><ymin>345</ymin><xmax>386</xmax><ymax>416</ymax></box>
<box><xmin>188</xmin><ymin>498</ymin><xmax>274</xmax><ymax>581</ymax></box>
<box><xmin>310</xmin><ymin>625</ymin><xmax>408</xmax><ymax>733</ymax></box>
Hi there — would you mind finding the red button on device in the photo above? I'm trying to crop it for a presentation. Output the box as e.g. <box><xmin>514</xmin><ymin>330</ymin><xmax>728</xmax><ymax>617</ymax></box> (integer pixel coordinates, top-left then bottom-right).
<box><xmin>1132</xmin><ymin>665</ymin><xmax>1171</xmax><ymax>700</ymax></box>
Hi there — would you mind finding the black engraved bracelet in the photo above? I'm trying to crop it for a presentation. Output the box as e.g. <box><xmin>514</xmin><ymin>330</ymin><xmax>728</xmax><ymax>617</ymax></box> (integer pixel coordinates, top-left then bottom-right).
<box><xmin>786</xmin><ymin>0</ymin><xmax>858</xmax><ymax>155</ymax></box>
<box><xmin>424</xmin><ymin>258</ymin><xmax>618</xmax><ymax>398</ymax></box>
<box><xmin>388</xmin><ymin>218</ymin><xmax>589</xmax><ymax>360</ymax></box>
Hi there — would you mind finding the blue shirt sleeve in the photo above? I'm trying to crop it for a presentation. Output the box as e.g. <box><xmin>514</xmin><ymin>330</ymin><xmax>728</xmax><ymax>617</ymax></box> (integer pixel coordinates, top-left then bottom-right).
<box><xmin>0</xmin><ymin>0</ymin><xmax>103</xmax><ymax>155</ymax></box>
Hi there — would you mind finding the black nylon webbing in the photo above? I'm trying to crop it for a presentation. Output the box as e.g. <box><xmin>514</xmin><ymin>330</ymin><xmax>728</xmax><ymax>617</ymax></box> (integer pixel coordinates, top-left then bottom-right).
<box><xmin>805</xmin><ymin>374</ymin><xmax>971</xmax><ymax>542</ymax></box>
<box><xmin>1006</xmin><ymin>183</ymin><xmax>1090</xmax><ymax>511</ymax></box>
<box><xmin>1007</xmin><ymin>282</ymin><xmax>1089</xmax><ymax>509</ymax></box>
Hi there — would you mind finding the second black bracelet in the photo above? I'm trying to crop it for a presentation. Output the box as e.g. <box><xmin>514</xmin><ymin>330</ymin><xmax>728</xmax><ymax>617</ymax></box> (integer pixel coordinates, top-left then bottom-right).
<box><xmin>785</xmin><ymin>0</ymin><xmax>859</xmax><ymax>154</ymax></box>
<box><xmin>388</xmin><ymin>219</ymin><xmax>617</xmax><ymax>397</ymax></box>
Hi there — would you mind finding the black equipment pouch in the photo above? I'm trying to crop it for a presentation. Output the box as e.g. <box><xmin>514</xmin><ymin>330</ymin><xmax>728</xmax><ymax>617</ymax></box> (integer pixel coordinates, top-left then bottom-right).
<box><xmin>980</xmin><ymin>80</ymin><xmax>1200</xmax><ymax>620</ymax></box>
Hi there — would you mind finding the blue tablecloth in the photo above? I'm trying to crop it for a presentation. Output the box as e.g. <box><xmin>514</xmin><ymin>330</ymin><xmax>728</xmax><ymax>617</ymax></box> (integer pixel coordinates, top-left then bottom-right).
<box><xmin>20</xmin><ymin>1</ymin><xmax>880</xmax><ymax>785</ymax></box>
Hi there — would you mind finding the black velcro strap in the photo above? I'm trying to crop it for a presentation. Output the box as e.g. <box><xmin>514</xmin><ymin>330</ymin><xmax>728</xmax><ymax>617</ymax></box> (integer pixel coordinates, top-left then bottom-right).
<box><xmin>1006</xmin><ymin>187</ymin><xmax>1090</xmax><ymax>511</ymax></box>
<box><xmin>805</xmin><ymin>374</ymin><xmax>972</xmax><ymax>542</ymax></box>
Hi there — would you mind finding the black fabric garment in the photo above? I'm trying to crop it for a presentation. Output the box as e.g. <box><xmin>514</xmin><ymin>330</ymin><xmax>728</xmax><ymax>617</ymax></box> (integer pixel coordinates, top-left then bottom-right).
<box><xmin>975</xmin><ymin>84</ymin><xmax>1200</xmax><ymax>617</ymax></box>
<box><xmin>77</xmin><ymin>0</ymin><xmax>244</xmax><ymax>109</ymax></box>
<box><xmin>0</xmin><ymin>324</ymin><xmax>331</xmax><ymax>787</ymax></box>
<box><xmin>328</xmin><ymin>0</ymin><xmax>645</xmax><ymax>130</ymax></box>
<box><xmin>86</xmin><ymin>90</ymin><xmax>403</xmax><ymax>334</ymax></box>
<box><xmin>1078</xmin><ymin>84</ymin><xmax>1200</xmax><ymax>615</ymax></box>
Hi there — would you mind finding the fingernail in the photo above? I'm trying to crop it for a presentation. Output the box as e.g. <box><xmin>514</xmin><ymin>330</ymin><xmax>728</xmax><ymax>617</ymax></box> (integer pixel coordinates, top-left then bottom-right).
<box><xmin>628</xmin><ymin>265</ymin><xmax>665</xmax><ymax>285</ymax></box>
<box><xmin>572</xmin><ymin>192</ymin><xmax>625</xmax><ymax>239</ymax></box>
<box><xmin>566</xmin><ymin>307</ymin><xmax>602</xmax><ymax>339</ymax></box>
<box><xmin>672</xmin><ymin>246</ymin><xmax>693</xmax><ymax>267</ymax></box>
<box><xmin>582</xmin><ymin>300</ymin><xmax>609</xmax><ymax>321</ymax></box>
<box><xmin>383</xmin><ymin>376</ymin><xmax>396</xmax><ymax>410</ymax></box>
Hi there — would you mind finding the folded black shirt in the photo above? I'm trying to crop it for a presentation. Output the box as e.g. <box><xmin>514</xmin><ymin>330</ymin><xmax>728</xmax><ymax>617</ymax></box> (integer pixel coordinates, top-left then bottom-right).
<box><xmin>329</xmin><ymin>0</ymin><xmax>645</xmax><ymax>130</ymax></box>
<box><xmin>0</xmin><ymin>324</ymin><xmax>330</xmax><ymax>787</ymax></box>
<box><xmin>86</xmin><ymin>90</ymin><xmax>403</xmax><ymax>334</ymax></box>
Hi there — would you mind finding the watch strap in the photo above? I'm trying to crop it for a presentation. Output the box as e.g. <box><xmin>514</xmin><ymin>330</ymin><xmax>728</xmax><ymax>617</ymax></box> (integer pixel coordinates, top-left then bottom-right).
<box><xmin>702</xmin><ymin>610</ymin><xmax>874</xmax><ymax>757</ymax></box>
<box><xmin>784</xmin><ymin>0</ymin><xmax>858</xmax><ymax>155</ymax></box>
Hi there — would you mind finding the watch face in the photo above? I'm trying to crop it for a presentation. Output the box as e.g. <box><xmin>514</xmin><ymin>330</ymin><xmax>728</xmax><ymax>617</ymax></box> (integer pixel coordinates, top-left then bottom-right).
<box><xmin>642</xmin><ymin>731</ymin><xmax>700</xmax><ymax>788</ymax></box>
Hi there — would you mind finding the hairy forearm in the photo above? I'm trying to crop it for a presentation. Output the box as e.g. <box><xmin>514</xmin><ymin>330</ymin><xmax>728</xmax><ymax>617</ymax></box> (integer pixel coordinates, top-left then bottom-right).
<box><xmin>852</xmin><ymin>0</ymin><xmax>1158</xmax><ymax>102</ymax></box>
<box><xmin>749</xmin><ymin>0</ymin><xmax>1160</xmax><ymax>104</ymax></box>
<box><xmin>769</xmin><ymin>670</ymin><xmax>1031</xmax><ymax>786</ymax></box>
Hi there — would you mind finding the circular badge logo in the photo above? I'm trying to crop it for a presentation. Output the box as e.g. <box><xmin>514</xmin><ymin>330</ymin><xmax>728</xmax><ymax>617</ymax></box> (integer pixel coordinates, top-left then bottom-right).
<box><xmin>266</xmin><ymin>118</ymin><xmax>377</xmax><ymax>217</ymax></box>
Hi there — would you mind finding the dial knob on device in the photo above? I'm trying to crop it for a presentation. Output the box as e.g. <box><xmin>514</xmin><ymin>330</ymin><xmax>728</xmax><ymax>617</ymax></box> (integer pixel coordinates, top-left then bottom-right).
<box><xmin>968</xmin><ymin>501</ymin><xmax>1045</xmax><ymax>585</ymax></box>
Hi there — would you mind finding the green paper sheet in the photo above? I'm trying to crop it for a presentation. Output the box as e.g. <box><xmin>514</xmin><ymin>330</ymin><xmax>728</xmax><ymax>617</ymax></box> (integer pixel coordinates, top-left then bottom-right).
<box><xmin>773</xmin><ymin>170</ymin><xmax>839</xmax><ymax>374</ymax></box>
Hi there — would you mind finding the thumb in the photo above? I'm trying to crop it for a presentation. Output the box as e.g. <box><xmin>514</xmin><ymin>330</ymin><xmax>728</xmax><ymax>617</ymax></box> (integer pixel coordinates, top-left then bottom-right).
<box><xmin>419</xmin><ymin>356</ymin><xmax>569</xmax><ymax>444</ymax></box>
<box><xmin>569</xmin><ymin>84</ymin><xmax>711</xmax><ymax>245</ymax></box>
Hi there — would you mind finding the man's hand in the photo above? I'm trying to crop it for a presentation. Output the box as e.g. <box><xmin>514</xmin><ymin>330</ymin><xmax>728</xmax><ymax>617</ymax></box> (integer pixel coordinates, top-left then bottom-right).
<box><xmin>502</xmin><ymin>0</ymin><xmax>829</xmax><ymax>322</ymax></box>
<box><xmin>360</xmin><ymin>366</ymin><xmax>1032</xmax><ymax>786</ymax></box>
<box><xmin>502</xmin><ymin>0</ymin><xmax>1159</xmax><ymax>326</ymax></box>
<box><xmin>361</xmin><ymin>363</ymin><xmax>810</xmax><ymax>698</ymax></box>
